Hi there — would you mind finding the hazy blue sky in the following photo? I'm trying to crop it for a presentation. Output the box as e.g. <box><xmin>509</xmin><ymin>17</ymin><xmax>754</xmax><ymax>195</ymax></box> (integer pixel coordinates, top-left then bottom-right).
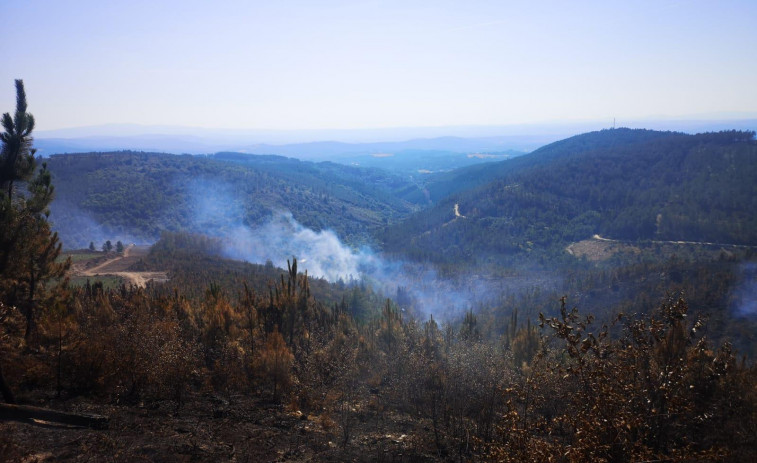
<box><xmin>1</xmin><ymin>0</ymin><xmax>756</xmax><ymax>131</ymax></box>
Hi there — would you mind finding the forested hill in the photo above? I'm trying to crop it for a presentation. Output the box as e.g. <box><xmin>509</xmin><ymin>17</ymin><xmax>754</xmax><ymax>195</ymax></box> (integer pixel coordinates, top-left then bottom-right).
<box><xmin>46</xmin><ymin>151</ymin><xmax>426</xmax><ymax>248</ymax></box>
<box><xmin>381</xmin><ymin>129</ymin><xmax>757</xmax><ymax>264</ymax></box>
<box><xmin>420</xmin><ymin>128</ymin><xmax>675</xmax><ymax>202</ymax></box>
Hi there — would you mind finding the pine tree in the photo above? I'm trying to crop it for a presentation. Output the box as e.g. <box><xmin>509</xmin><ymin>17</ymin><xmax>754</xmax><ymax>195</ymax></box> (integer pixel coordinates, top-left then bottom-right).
<box><xmin>0</xmin><ymin>80</ymin><xmax>70</xmax><ymax>402</ymax></box>
<box><xmin>0</xmin><ymin>80</ymin><xmax>35</xmax><ymax>201</ymax></box>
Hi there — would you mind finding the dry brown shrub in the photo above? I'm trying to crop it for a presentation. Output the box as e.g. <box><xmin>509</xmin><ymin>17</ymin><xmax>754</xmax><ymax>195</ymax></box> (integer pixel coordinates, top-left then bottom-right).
<box><xmin>258</xmin><ymin>328</ymin><xmax>293</xmax><ymax>400</ymax></box>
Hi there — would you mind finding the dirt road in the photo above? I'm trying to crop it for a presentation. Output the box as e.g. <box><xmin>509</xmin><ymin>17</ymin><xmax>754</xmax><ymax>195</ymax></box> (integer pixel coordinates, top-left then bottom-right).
<box><xmin>567</xmin><ymin>233</ymin><xmax>757</xmax><ymax>262</ymax></box>
<box><xmin>74</xmin><ymin>245</ymin><xmax>168</xmax><ymax>288</ymax></box>
<box><xmin>593</xmin><ymin>234</ymin><xmax>757</xmax><ymax>249</ymax></box>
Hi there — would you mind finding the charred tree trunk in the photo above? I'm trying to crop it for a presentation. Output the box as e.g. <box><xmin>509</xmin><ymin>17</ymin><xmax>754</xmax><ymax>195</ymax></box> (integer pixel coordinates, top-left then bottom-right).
<box><xmin>0</xmin><ymin>403</ymin><xmax>108</xmax><ymax>429</ymax></box>
<box><xmin>0</xmin><ymin>361</ymin><xmax>15</xmax><ymax>404</ymax></box>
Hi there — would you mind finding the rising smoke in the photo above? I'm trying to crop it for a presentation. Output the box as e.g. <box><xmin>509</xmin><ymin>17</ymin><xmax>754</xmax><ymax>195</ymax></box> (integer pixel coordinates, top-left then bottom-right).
<box><xmin>220</xmin><ymin>212</ymin><xmax>501</xmax><ymax>319</ymax></box>
<box><xmin>731</xmin><ymin>262</ymin><xmax>757</xmax><ymax>317</ymax></box>
<box><xmin>223</xmin><ymin>211</ymin><xmax>379</xmax><ymax>282</ymax></box>
<box><xmin>50</xmin><ymin>200</ymin><xmax>145</xmax><ymax>249</ymax></box>
<box><xmin>188</xmin><ymin>178</ymin><xmax>552</xmax><ymax>320</ymax></box>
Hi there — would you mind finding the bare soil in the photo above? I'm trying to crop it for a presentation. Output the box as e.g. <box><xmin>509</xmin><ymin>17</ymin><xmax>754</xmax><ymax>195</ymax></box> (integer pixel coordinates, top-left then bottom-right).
<box><xmin>70</xmin><ymin>245</ymin><xmax>168</xmax><ymax>288</ymax></box>
<box><xmin>0</xmin><ymin>395</ymin><xmax>438</xmax><ymax>462</ymax></box>
<box><xmin>566</xmin><ymin>237</ymin><xmax>640</xmax><ymax>261</ymax></box>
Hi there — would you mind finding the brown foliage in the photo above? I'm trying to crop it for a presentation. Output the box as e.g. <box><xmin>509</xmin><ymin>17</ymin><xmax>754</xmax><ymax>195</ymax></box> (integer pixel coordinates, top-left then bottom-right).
<box><xmin>259</xmin><ymin>328</ymin><xmax>293</xmax><ymax>400</ymax></box>
<box><xmin>1</xmin><ymin>252</ymin><xmax>754</xmax><ymax>462</ymax></box>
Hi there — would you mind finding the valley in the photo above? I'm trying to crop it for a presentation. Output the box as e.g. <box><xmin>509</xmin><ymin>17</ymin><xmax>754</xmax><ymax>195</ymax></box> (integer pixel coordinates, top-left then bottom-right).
<box><xmin>46</xmin><ymin>129</ymin><xmax>757</xmax><ymax>343</ymax></box>
<box><xmin>43</xmin><ymin>128</ymin><xmax>757</xmax><ymax>356</ymax></box>
<box><xmin>4</xmin><ymin>124</ymin><xmax>757</xmax><ymax>462</ymax></box>
<box><xmin>4</xmin><ymin>2</ymin><xmax>757</xmax><ymax>460</ymax></box>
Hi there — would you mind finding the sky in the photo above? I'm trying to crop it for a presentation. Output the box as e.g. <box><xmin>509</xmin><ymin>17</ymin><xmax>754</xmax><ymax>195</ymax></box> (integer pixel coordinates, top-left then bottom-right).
<box><xmin>1</xmin><ymin>0</ymin><xmax>756</xmax><ymax>132</ymax></box>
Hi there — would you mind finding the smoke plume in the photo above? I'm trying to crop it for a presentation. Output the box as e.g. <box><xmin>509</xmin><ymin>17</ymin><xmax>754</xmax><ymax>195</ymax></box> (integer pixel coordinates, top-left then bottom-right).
<box><xmin>186</xmin><ymin>177</ymin><xmax>555</xmax><ymax>320</ymax></box>
<box><xmin>731</xmin><ymin>262</ymin><xmax>757</xmax><ymax>317</ymax></box>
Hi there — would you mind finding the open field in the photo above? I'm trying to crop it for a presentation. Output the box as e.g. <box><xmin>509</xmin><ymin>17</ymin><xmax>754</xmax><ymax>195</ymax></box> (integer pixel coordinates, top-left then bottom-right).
<box><xmin>67</xmin><ymin>245</ymin><xmax>168</xmax><ymax>288</ymax></box>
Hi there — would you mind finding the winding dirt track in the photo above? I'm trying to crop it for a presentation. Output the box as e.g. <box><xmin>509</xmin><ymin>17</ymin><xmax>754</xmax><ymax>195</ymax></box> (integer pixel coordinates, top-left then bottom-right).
<box><xmin>592</xmin><ymin>234</ymin><xmax>757</xmax><ymax>249</ymax></box>
<box><xmin>567</xmin><ymin>234</ymin><xmax>757</xmax><ymax>261</ymax></box>
<box><xmin>73</xmin><ymin>245</ymin><xmax>168</xmax><ymax>288</ymax></box>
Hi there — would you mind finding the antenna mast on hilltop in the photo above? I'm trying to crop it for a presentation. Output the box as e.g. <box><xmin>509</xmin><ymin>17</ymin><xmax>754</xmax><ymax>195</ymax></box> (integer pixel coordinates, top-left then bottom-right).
<box><xmin>613</xmin><ymin>117</ymin><xmax>616</xmax><ymax>129</ymax></box>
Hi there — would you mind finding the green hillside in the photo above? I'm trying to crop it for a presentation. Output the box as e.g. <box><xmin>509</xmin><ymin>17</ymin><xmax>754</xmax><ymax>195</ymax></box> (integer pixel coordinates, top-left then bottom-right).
<box><xmin>420</xmin><ymin>128</ymin><xmax>674</xmax><ymax>202</ymax></box>
<box><xmin>381</xmin><ymin>129</ymin><xmax>757</xmax><ymax>264</ymax></box>
<box><xmin>46</xmin><ymin>151</ymin><xmax>425</xmax><ymax>248</ymax></box>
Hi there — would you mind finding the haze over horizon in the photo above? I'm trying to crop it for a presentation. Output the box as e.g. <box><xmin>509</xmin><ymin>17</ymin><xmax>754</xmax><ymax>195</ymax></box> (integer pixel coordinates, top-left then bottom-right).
<box><xmin>27</xmin><ymin>117</ymin><xmax>757</xmax><ymax>158</ymax></box>
<box><xmin>2</xmin><ymin>0</ymin><xmax>756</xmax><ymax>133</ymax></box>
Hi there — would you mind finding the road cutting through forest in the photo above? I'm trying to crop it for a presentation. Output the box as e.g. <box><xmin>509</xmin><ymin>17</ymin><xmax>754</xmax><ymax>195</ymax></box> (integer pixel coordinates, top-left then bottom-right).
<box><xmin>567</xmin><ymin>233</ymin><xmax>757</xmax><ymax>262</ymax></box>
<box><xmin>72</xmin><ymin>244</ymin><xmax>168</xmax><ymax>288</ymax></box>
<box><xmin>592</xmin><ymin>234</ymin><xmax>757</xmax><ymax>248</ymax></box>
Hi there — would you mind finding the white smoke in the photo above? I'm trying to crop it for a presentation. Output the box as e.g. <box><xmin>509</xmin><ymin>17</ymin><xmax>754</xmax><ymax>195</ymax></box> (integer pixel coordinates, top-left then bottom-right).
<box><xmin>222</xmin><ymin>211</ymin><xmax>380</xmax><ymax>282</ymax></box>
<box><xmin>731</xmin><ymin>262</ymin><xmax>757</xmax><ymax>317</ymax></box>
<box><xmin>188</xmin><ymin>178</ymin><xmax>554</xmax><ymax>320</ymax></box>
<box><xmin>212</xmin><ymin>211</ymin><xmax>546</xmax><ymax>320</ymax></box>
<box><xmin>49</xmin><ymin>200</ymin><xmax>145</xmax><ymax>249</ymax></box>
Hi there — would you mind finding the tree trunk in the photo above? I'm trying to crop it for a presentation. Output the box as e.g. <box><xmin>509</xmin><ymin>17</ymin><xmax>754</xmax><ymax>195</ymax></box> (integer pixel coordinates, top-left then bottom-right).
<box><xmin>23</xmin><ymin>305</ymin><xmax>35</xmax><ymax>345</ymax></box>
<box><xmin>24</xmin><ymin>264</ymin><xmax>37</xmax><ymax>344</ymax></box>
<box><xmin>0</xmin><ymin>361</ymin><xmax>15</xmax><ymax>404</ymax></box>
<box><xmin>0</xmin><ymin>403</ymin><xmax>108</xmax><ymax>429</ymax></box>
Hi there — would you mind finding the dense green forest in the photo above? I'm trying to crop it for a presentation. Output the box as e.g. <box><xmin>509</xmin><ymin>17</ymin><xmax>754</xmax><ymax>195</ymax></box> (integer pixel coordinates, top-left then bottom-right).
<box><xmin>46</xmin><ymin>151</ymin><xmax>426</xmax><ymax>248</ymax></box>
<box><xmin>383</xmin><ymin>129</ymin><xmax>757</xmax><ymax>264</ymax></box>
<box><xmin>418</xmin><ymin>128</ymin><xmax>676</xmax><ymax>202</ymax></box>
<box><xmin>46</xmin><ymin>129</ymin><xmax>757</xmax><ymax>264</ymax></box>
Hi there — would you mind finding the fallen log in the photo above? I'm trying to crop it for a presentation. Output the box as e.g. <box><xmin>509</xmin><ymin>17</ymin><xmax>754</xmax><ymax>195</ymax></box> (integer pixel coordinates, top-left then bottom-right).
<box><xmin>0</xmin><ymin>403</ymin><xmax>108</xmax><ymax>429</ymax></box>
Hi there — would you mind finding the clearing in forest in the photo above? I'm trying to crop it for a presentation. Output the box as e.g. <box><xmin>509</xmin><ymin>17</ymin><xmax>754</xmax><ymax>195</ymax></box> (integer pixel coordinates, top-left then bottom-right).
<box><xmin>70</xmin><ymin>244</ymin><xmax>168</xmax><ymax>288</ymax></box>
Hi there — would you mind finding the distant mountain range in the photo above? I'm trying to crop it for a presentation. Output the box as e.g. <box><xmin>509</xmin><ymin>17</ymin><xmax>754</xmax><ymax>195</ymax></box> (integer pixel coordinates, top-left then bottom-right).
<box><xmin>34</xmin><ymin>134</ymin><xmax>541</xmax><ymax>160</ymax></box>
<box><xmin>35</xmin><ymin>119</ymin><xmax>757</xmax><ymax>160</ymax></box>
